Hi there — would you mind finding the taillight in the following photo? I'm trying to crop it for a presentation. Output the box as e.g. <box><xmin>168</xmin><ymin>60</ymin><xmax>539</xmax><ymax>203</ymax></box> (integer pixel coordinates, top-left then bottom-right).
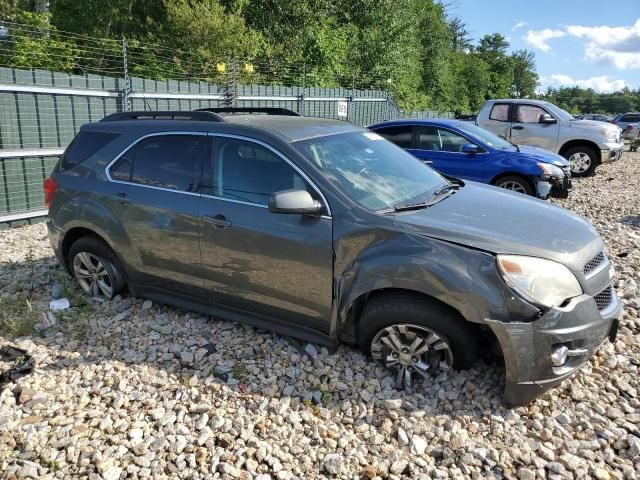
<box><xmin>43</xmin><ymin>177</ymin><xmax>58</xmax><ymax>209</ymax></box>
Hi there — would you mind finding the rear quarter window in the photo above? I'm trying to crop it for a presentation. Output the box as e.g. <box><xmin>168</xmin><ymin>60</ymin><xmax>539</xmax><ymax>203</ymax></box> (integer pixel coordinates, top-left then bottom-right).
<box><xmin>60</xmin><ymin>131</ymin><xmax>120</xmax><ymax>170</ymax></box>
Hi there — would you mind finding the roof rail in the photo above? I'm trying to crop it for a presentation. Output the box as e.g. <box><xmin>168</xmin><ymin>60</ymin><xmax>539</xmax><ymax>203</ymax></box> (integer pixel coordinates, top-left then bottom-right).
<box><xmin>196</xmin><ymin>107</ymin><xmax>300</xmax><ymax>116</ymax></box>
<box><xmin>101</xmin><ymin>111</ymin><xmax>224</xmax><ymax>122</ymax></box>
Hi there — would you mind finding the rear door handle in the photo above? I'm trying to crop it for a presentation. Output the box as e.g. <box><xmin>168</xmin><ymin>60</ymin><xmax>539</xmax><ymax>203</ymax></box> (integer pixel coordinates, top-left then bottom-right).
<box><xmin>203</xmin><ymin>214</ymin><xmax>231</xmax><ymax>228</ymax></box>
<box><xmin>423</xmin><ymin>160</ymin><xmax>433</xmax><ymax>165</ymax></box>
<box><xmin>512</xmin><ymin>125</ymin><xmax>524</xmax><ymax>130</ymax></box>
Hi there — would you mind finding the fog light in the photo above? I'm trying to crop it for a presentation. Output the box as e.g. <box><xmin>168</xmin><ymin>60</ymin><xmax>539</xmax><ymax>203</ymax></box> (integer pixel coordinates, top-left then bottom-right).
<box><xmin>551</xmin><ymin>345</ymin><xmax>569</xmax><ymax>367</ymax></box>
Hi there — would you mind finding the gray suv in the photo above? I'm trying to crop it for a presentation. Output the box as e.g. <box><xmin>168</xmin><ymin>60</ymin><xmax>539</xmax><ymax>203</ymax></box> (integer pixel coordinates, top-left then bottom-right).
<box><xmin>45</xmin><ymin>108</ymin><xmax>621</xmax><ymax>405</ymax></box>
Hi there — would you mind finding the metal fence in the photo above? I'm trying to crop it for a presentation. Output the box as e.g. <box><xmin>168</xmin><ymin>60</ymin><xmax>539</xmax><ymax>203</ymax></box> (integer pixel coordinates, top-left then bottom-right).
<box><xmin>0</xmin><ymin>22</ymin><xmax>452</xmax><ymax>224</ymax></box>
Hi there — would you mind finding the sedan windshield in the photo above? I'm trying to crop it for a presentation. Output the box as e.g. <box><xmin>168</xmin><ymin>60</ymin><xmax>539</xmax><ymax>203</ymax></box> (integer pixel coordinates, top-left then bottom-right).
<box><xmin>455</xmin><ymin>123</ymin><xmax>514</xmax><ymax>150</ymax></box>
<box><xmin>293</xmin><ymin>131</ymin><xmax>449</xmax><ymax>212</ymax></box>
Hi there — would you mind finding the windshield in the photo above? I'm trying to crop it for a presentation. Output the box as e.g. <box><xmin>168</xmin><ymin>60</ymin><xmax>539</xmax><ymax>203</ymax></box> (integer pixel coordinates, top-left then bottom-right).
<box><xmin>455</xmin><ymin>122</ymin><xmax>514</xmax><ymax>150</ymax></box>
<box><xmin>293</xmin><ymin>131</ymin><xmax>449</xmax><ymax>212</ymax></box>
<box><xmin>544</xmin><ymin>103</ymin><xmax>574</xmax><ymax>121</ymax></box>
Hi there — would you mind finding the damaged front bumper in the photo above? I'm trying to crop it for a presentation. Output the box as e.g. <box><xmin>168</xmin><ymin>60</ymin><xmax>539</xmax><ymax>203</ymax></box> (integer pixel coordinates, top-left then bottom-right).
<box><xmin>537</xmin><ymin>171</ymin><xmax>572</xmax><ymax>199</ymax></box>
<box><xmin>487</xmin><ymin>289</ymin><xmax>621</xmax><ymax>406</ymax></box>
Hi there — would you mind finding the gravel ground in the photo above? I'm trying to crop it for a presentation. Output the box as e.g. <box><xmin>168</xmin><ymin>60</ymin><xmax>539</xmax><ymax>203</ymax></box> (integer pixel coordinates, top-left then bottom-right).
<box><xmin>1</xmin><ymin>151</ymin><xmax>639</xmax><ymax>480</ymax></box>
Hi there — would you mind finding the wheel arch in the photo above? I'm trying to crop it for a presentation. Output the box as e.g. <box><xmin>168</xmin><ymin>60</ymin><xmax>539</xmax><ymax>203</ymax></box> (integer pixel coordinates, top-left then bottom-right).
<box><xmin>338</xmin><ymin>287</ymin><xmax>474</xmax><ymax>342</ymax></box>
<box><xmin>558</xmin><ymin>139</ymin><xmax>601</xmax><ymax>163</ymax></box>
<box><xmin>60</xmin><ymin>222</ymin><xmax>126</xmax><ymax>276</ymax></box>
<box><xmin>490</xmin><ymin>172</ymin><xmax>535</xmax><ymax>191</ymax></box>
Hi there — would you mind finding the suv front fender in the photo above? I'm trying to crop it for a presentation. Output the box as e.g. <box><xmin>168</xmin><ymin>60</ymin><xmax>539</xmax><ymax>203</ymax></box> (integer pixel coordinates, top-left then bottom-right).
<box><xmin>333</xmin><ymin>232</ymin><xmax>540</xmax><ymax>341</ymax></box>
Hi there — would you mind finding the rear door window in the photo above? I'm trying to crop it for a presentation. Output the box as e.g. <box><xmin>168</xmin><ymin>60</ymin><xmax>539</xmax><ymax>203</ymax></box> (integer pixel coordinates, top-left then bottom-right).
<box><xmin>417</xmin><ymin>126</ymin><xmax>440</xmax><ymax>150</ymax></box>
<box><xmin>111</xmin><ymin>134</ymin><xmax>206</xmax><ymax>193</ymax></box>
<box><xmin>374</xmin><ymin>125</ymin><xmax>414</xmax><ymax>148</ymax></box>
<box><xmin>489</xmin><ymin>104</ymin><xmax>510</xmax><ymax>122</ymax></box>
<box><xmin>60</xmin><ymin>131</ymin><xmax>120</xmax><ymax>170</ymax></box>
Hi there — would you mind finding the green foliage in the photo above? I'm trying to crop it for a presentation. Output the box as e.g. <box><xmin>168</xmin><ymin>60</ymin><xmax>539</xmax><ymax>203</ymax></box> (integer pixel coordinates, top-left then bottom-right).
<box><xmin>0</xmin><ymin>296</ymin><xmax>38</xmax><ymax>337</ymax></box>
<box><xmin>539</xmin><ymin>86</ymin><xmax>640</xmax><ymax>115</ymax></box>
<box><xmin>511</xmin><ymin>50</ymin><xmax>538</xmax><ymax>98</ymax></box>
<box><xmin>0</xmin><ymin>0</ymin><xmax>545</xmax><ymax>112</ymax></box>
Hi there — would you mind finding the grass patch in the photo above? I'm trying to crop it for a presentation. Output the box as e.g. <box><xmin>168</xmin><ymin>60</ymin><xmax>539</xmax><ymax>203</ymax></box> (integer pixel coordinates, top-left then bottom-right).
<box><xmin>232</xmin><ymin>362</ymin><xmax>248</xmax><ymax>381</ymax></box>
<box><xmin>0</xmin><ymin>297</ymin><xmax>39</xmax><ymax>337</ymax></box>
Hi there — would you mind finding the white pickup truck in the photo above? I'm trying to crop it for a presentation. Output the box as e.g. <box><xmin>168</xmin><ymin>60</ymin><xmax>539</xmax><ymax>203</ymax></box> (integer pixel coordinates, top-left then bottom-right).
<box><xmin>477</xmin><ymin>99</ymin><xmax>624</xmax><ymax>176</ymax></box>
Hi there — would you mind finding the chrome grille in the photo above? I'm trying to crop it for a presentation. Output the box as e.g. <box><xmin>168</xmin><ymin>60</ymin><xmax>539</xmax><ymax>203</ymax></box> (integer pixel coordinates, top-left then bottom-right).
<box><xmin>584</xmin><ymin>252</ymin><xmax>605</xmax><ymax>275</ymax></box>
<box><xmin>594</xmin><ymin>285</ymin><xmax>613</xmax><ymax>311</ymax></box>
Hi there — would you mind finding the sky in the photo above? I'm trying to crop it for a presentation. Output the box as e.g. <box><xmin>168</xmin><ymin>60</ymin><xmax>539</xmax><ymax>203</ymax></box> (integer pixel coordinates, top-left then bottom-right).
<box><xmin>448</xmin><ymin>0</ymin><xmax>640</xmax><ymax>93</ymax></box>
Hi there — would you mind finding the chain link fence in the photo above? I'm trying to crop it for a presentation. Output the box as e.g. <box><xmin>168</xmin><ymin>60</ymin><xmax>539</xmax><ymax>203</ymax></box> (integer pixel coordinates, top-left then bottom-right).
<box><xmin>0</xmin><ymin>21</ymin><xmax>452</xmax><ymax>224</ymax></box>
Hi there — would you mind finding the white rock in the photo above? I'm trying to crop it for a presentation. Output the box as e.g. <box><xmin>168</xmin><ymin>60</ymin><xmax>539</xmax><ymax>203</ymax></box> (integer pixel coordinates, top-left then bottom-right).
<box><xmin>323</xmin><ymin>453</ymin><xmax>343</xmax><ymax>475</ymax></box>
<box><xmin>410</xmin><ymin>435</ymin><xmax>427</xmax><ymax>455</ymax></box>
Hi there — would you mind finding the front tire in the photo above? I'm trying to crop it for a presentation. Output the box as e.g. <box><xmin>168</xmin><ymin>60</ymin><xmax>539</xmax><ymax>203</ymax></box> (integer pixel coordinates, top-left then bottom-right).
<box><xmin>493</xmin><ymin>175</ymin><xmax>534</xmax><ymax>196</ymax></box>
<box><xmin>68</xmin><ymin>235</ymin><xmax>126</xmax><ymax>299</ymax></box>
<box><xmin>564</xmin><ymin>146</ymin><xmax>598</xmax><ymax>177</ymax></box>
<box><xmin>359</xmin><ymin>294</ymin><xmax>478</xmax><ymax>389</ymax></box>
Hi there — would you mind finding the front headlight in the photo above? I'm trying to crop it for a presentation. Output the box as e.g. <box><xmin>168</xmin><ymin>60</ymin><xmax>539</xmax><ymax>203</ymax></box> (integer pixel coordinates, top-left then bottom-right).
<box><xmin>497</xmin><ymin>255</ymin><xmax>582</xmax><ymax>307</ymax></box>
<box><xmin>537</xmin><ymin>162</ymin><xmax>564</xmax><ymax>177</ymax></box>
<box><xmin>601</xmin><ymin>127</ymin><xmax>619</xmax><ymax>142</ymax></box>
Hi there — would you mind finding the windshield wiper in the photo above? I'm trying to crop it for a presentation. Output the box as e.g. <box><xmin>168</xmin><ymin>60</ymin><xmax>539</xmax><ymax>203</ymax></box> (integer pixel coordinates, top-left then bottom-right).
<box><xmin>424</xmin><ymin>183</ymin><xmax>461</xmax><ymax>203</ymax></box>
<box><xmin>380</xmin><ymin>183</ymin><xmax>461</xmax><ymax>214</ymax></box>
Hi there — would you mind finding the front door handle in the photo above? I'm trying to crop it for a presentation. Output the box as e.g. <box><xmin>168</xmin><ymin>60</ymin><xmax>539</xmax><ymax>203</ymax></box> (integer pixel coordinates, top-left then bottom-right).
<box><xmin>423</xmin><ymin>160</ymin><xmax>433</xmax><ymax>165</ymax></box>
<box><xmin>109</xmin><ymin>192</ymin><xmax>130</xmax><ymax>205</ymax></box>
<box><xmin>203</xmin><ymin>214</ymin><xmax>231</xmax><ymax>228</ymax></box>
<box><xmin>512</xmin><ymin>125</ymin><xmax>524</xmax><ymax>130</ymax></box>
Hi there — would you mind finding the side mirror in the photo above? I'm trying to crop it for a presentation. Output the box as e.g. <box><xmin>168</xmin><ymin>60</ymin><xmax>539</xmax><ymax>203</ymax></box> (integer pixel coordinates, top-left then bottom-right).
<box><xmin>268</xmin><ymin>189</ymin><xmax>323</xmax><ymax>215</ymax></box>
<box><xmin>539</xmin><ymin>113</ymin><xmax>557</xmax><ymax>124</ymax></box>
<box><xmin>461</xmin><ymin>143</ymin><xmax>481</xmax><ymax>154</ymax></box>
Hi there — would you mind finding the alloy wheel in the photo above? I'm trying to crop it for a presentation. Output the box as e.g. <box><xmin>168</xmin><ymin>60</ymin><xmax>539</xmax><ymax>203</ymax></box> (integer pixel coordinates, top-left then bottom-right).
<box><xmin>370</xmin><ymin>324</ymin><xmax>453</xmax><ymax>390</ymax></box>
<box><xmin>497</xmin><ymin>180</ymin><xmax>527</xmax><ymax>194</ymax></box>
<box><xmin>72</xmin><ymin>252</ymin><xmax>114</xmax><ymax>298</ymax></box>
<box><xmin>569</xmin><ymin>152</ymin><xmax>591</xmax><ymax>174</ymax></box>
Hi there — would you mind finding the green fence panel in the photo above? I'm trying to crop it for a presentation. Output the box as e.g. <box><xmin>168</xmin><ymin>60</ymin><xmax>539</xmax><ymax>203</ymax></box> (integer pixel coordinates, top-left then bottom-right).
<box><xmin>0</xmin><ymin>93</ymin><xmax>20</xmax><ymax>150</ymax></box>
<box><xmin>2</xmin><ymin>157</ymin><xmax>28</xmax><ymax>214</ymax></box>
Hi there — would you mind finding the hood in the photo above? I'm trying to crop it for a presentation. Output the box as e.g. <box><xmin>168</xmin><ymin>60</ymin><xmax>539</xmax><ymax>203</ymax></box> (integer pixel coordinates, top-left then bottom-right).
<box><xmin>516</xmin><ymin>145</ymin><xmax>568</xmax><ymax>167</ymax></box>
<box><xmin>568</xmin><ymin>119</ymin><xmax>619</xmax><ymax>132</ymax></box>
<box><xmin>393</xmin><ymin>182</ymin><xmax>602</xmax><ymax>272</ymax></box>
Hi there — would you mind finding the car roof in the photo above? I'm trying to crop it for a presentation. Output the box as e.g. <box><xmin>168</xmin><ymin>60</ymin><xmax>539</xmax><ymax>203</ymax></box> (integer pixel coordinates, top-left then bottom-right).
<box><xmin>369</xmin><ymin>118</ymin><xmax>471</xmax><ymax>129</ymax></box>
<box><xmin>93</xmin><ymin>112</ymin><xmax>362</xmax><ymax>143</ymax></box>
<box><xmin>487</xmin><ymin>99</ymin><xmax>551</xmax><ymax>106</ymax></box>
<box><xmin>221</xmin><ymin>114</ymin><xmax>361</xmax><ymax>141</ymax></box>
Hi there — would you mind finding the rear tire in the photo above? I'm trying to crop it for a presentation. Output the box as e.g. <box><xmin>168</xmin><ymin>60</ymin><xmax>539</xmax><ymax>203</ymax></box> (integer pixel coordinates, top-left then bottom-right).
<box><xmin>493</xmin><ymin>175</ymin><xmax>534</xmax><ymax>196</ymax></box>
<box><xmin>68</xmin><ymin>235</ymin><xmax>126</xmax><ymax>299</ymax></box>
<box><xmin>563</xmin><ymin>145</ymin><xmax>598</xmax><ymax>177</ymax></box>
<box><xmin>359</xmin><ymin>293</ymin><xmax>478</xmax><ymax>389</ymax></box>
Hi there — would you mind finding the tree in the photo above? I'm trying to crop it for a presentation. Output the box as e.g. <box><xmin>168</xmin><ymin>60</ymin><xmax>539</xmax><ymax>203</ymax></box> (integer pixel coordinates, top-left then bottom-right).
<box><xmin>476</xmin><ymin>33</ymin><xmax>513</xmax><ymax>99</ymax></box>
<box><xmin>510</xmin><ymin>49</ymin><xmax>538</xmax><ymax>98</ymax></box>
<box><xmin>448</xmin><ymin>17</ymin><xmax>472</xmax><ymax>52</ymax></box>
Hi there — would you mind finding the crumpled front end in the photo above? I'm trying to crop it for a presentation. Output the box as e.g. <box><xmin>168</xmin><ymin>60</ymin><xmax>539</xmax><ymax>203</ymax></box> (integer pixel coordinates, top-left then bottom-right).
<box><xmin>486</xmin><ymin>251</ymin><xmax>620</xmax><ymax>406</ymax></box>
<box><xmin>489</xmin><ymin>291</ymin><xmax>620</xmax><ymax>406</ymax></box>
<box><xmin>537</xmin><ymin>165</ymin><xmax>572</xmax><ymax>199</ymax></box>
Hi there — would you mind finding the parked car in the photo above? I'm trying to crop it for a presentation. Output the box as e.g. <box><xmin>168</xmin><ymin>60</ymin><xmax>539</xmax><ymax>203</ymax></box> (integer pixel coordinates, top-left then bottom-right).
<box><xmin>612</xmin><ymin>112</ymin><xmax>640</xmax><ymax>131</ymax></box>
<box><xmin>622</xmin><ymin>123</ymin><xmax>640</xmax><ymax>143</ymax></box>
<box><xmin>477</xmin><ymin>99</ymin><xmax>624</xmax><ymax>176</ymax></box>
<box><xmin>576</xmin><ymin>114</ymin><xmax>613</xmax><ymax>122</ymax></box>
<box><xmin>368</xmin><ymin>119</ymin><xmax>571</xmax><ymax>199</ymax></box>
<box><xmin>45</xmin><ymin>108</ymin><xmax>620</xmax><ymax>405</ymax></box>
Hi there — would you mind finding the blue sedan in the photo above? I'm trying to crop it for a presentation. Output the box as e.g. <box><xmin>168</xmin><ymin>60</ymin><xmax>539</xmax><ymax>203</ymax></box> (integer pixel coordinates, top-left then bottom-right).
<box><xmin>368</xmin><ymin>119</ymin><xmax>571</xmax><ymax>199</ymax></box>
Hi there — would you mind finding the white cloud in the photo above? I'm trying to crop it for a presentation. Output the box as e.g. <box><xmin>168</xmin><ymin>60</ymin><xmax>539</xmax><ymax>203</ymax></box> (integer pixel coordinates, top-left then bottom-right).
<box><xmin>566</xmin><ymin>19</ymin><xmax>640</xmax><ymax>70</ymax></box>
<box><xmin>523</xmin><ymin>29</ymin><xmax>566</xmax><ymax>52</ymax></box>
<box><xmin>539</xmin><ymin>74</ymin><xmax>628</xmax><ymax>93</ymax></box>
<box><xmin>512</xmin><ymin>21</ymin><xmax>527</xmax><ymax>32</ymax></box>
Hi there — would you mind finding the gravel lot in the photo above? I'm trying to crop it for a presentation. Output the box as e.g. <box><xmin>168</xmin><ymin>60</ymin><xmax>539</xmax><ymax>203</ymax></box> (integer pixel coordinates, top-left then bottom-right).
<box><xmin>1</xmin><ymin>151</ymin><xmax>639</xmax><ymax>480</ymax></box>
